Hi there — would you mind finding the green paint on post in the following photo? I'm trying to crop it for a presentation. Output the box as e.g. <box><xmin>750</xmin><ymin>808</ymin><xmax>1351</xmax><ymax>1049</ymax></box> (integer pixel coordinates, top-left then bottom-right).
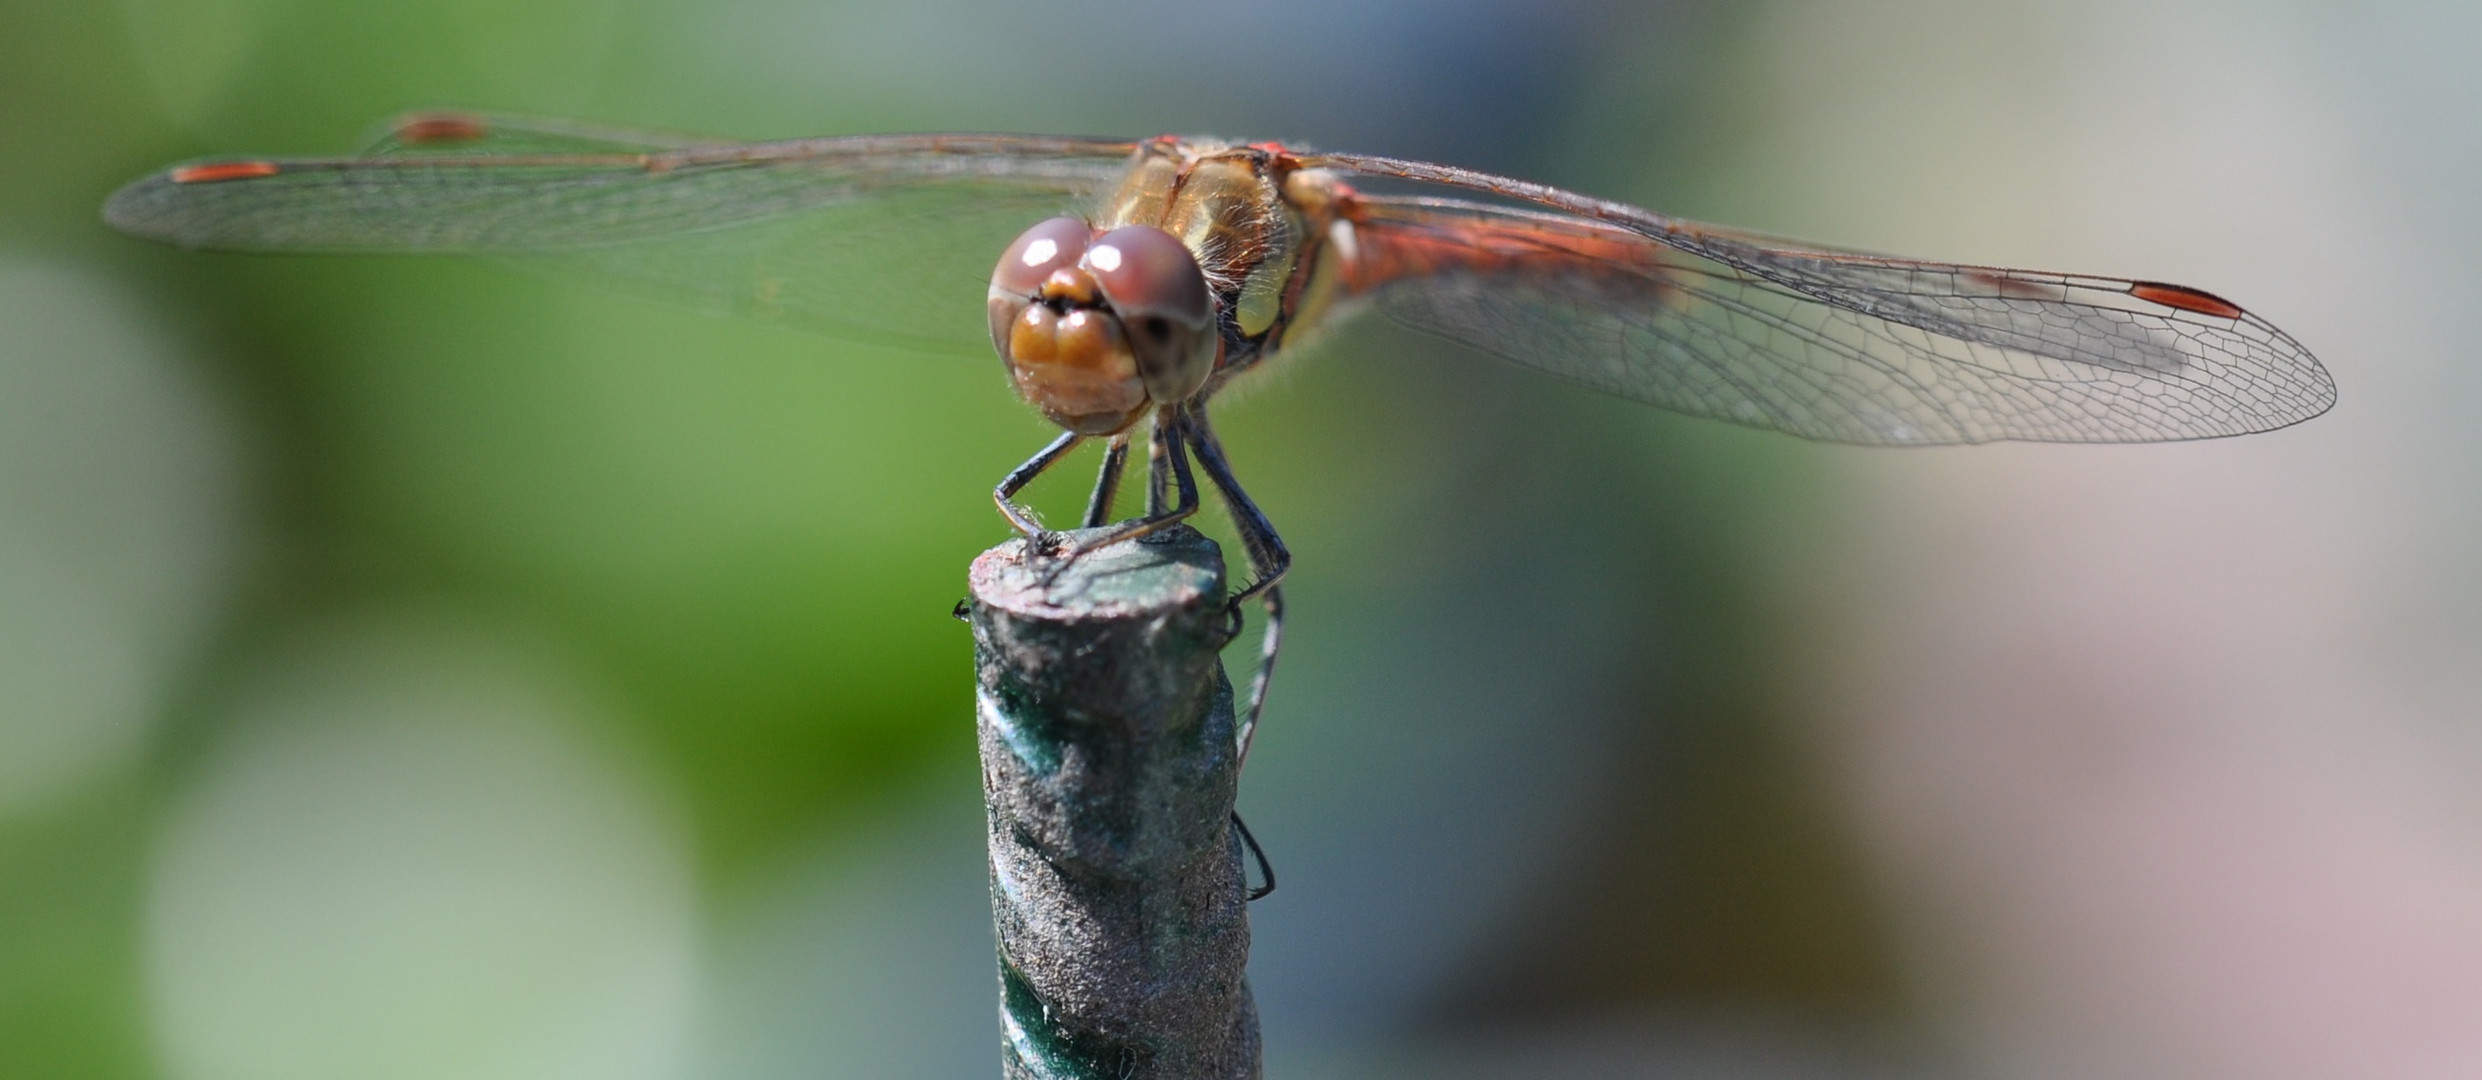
<box><xmin>999</xmin><ymin>955</ymin><xmax>1139</xmax><ymax>1080</ymax></box>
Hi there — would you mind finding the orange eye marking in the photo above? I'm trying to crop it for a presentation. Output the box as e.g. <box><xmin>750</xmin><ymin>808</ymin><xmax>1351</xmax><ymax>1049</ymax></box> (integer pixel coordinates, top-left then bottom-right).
<box><xmin>169</xmin><ymin>161</ymin><xmax>281</xmax><ymax>184</ymax></box>
<box><xmin>2130</xmin><ymin>281</ymin><xmax>2244</xmax><ymax>319</ymax></box>
<box><xmin>392</xmin><ymin>114</ymin><xmax>489</xmax><ymax>144</ymax></box>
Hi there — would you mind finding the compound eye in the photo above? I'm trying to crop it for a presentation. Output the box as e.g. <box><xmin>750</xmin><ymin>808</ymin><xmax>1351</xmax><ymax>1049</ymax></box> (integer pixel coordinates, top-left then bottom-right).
<box><xmin>1086</xmin><ymin>226</ymin><xmax>1216</xmax><ymax>402</ymax></box>
<box><xmin>991</xmin><ymin>216</ymin><xmax>1096</xmax><ymax>356</ymax></box>
<box><xmin>1086</xmin><ymin>225</ymin><xmax>1211</xmax><ymax>329</ymax></box>
<box><xmin>990</xmin><ymin>216</ymin><xmax>1094</xmax><ymax>298</ymax></box>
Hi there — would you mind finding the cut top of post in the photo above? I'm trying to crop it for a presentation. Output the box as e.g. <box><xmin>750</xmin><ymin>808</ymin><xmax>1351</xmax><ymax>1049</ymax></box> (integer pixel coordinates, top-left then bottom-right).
<box><xmin>971</xmin><ymin>526</ymin><xmax>1226</xmax><ymax>623</ymax></box>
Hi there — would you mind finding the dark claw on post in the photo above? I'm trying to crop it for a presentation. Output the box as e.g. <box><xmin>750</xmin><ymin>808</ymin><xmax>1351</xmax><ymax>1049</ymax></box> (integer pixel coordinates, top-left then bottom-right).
<box><xmin>1233</xmin><ymin>811</ymin><xmax>1276</xmax><ymax>901</ymax></box>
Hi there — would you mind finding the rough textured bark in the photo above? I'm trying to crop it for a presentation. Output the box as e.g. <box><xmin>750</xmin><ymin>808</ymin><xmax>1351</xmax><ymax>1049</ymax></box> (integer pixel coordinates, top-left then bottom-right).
<box><xmin>966</xmin><ymin>524</ymin><xmax>1261</xmax><ymax>1080</ymax></box>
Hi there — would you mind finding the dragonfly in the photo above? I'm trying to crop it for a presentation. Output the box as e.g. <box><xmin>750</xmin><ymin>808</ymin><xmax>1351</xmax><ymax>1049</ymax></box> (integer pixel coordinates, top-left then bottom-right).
<box><xmin>104</xmin><ymin>111</ymin><xmax>2335</xmax><ymax>781</ymax></box>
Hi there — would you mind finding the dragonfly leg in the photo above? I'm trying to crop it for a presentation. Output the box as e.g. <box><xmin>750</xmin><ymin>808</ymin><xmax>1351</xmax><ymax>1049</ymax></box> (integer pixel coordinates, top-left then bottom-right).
<box><xmin>1081</xmin><ymin>433</ymin><xmax>1132</xmax><ymax>529</ymax></box>
<box><xmin>1056</xmin><ymin>406</ymin><xmax>1198</xmax><ymax>557</ymax></box>
<box><xmin>993</xmin><ymin>430</ymin><xmax>1084</xmax><ymax>537</ymax></box>
<box><xmin>1027</xmin><ymin>415</ymin><xmax>1202</xmax><ymax>594</ymax></box>
<box><xmin>1147</xmin><ymin>412</ymin><xmax>1174</xmax><ymax>517</ymax></box>
<box><xmin>1182</xmin><ymin>404</ymin><xmax>1289</xmax><ymax>764</ymax></box>
<box><xmin>1232</xmin><ymin>810</ymin><xmax>1276</xmax><ymax>901</ymax></box>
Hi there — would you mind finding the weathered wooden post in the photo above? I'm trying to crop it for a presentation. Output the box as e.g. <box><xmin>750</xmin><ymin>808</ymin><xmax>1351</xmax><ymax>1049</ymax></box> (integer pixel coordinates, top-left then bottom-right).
<box><xmin>964</xmin><ymin>524</ymin><xmax>1260</xmax><ymax>1079</ymax></box>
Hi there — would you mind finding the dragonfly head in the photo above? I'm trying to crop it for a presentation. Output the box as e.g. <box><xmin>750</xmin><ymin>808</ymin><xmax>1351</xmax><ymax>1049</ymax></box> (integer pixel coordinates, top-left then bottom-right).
<box><xmin>989</xmin><ymin>217</ymin><xmax>1217</xmax><ymax>435</ymax></box>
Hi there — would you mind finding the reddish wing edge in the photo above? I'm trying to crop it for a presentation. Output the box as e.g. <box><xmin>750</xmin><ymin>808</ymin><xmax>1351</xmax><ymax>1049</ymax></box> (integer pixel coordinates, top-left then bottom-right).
<box><xmin>1303</xmin><ymin>151</ymin><xmax>2274</xmax><ymax>318</ymax></box>
<box><xmin>156</xmin><ymin>131</ymin><xmax>1140</xmax><ymax>179</ymax></box>
<box><xmin>105</xmin><ymin>129</ymin><xmax>1142</xmax><ymax>254</ymax></box>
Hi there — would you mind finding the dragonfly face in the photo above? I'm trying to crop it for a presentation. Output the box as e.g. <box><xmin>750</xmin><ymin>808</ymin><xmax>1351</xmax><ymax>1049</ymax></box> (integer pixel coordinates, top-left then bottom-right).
<box><xmin>987</xmin><ymin>215</ymin><xmax>1217</xmax><ymax>436</ymax></box>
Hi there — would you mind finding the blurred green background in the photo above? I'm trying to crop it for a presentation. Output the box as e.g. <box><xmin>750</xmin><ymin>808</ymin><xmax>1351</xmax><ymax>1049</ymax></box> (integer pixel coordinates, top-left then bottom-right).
<box><xmin>9</xmin><ymin>1</ymin><xmax>2481</xmax><ymax>1078</ymax></box>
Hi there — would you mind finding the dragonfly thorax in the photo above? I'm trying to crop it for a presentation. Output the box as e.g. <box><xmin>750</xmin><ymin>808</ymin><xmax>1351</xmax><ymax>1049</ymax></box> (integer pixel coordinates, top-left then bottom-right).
<box><xmin>988</xmin><ymin>216</ymin><xmax>1217</xmax><ymax>435</ymax></box>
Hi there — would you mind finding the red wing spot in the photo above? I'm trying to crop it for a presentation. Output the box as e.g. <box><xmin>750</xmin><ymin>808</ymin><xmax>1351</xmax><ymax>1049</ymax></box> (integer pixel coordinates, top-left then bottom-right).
<box><xmin>169</xmin><ymin>161</ymin><xmax>282</xmax><ymax>184</ymax></box>
<box><xmin>393</xmin><ymin>114</ymin><xmax>489</xmax><ymax>144</ymax></box>
<box><xmin>2130</xmin><ymin>281</ymin><xmax>2244</xmax><ymax>319</ymax></box>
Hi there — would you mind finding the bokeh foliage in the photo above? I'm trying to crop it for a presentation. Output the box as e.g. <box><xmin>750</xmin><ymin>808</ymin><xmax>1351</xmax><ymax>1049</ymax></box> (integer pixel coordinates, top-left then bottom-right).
<box><xmin>0</xmin><ymin>1</ymin><xmax>1898</xmax><ymax>1077</ymax></box>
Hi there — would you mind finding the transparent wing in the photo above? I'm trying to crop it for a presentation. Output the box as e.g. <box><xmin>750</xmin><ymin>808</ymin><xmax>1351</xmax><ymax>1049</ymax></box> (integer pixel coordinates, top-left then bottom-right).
<box><xmin>105</xmin><ymin>114</ymin><xmax>1138</xmax><ymax>353</ymax></box>
<box><xmin>1304</xmin><ymin>153</ymin><xmax>2334</xmax><ymax>444</ymax></box>
<box><xmin>533</xmin><ymin>185</ymin><xmax>1103</xmax><ymax>355</ymax></box>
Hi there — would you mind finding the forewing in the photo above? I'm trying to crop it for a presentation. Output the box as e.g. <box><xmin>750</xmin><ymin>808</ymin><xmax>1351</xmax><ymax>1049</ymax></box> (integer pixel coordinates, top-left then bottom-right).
<box><xmin>1306</xmin><ymin>154</ymin><xmax>2333</xmax><ymax>444</ymax></box>
<box><xmin>105</xmin><ymin>125</ymin><xmax>1138</xmax><ymax>353</ymax></box>
<box><xmin>543</xmin><ymin>182</ymin><xmax>1109</xmax><ymax>354</ymax></box>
